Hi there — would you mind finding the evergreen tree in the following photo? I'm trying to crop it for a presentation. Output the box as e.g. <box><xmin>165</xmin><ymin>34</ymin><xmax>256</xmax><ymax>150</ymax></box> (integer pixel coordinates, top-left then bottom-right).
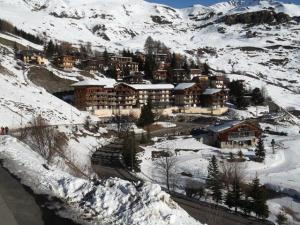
<box><xmin>206</xmin><ymin>155</ymin><xmax>223</xmax><ymax>204</ymax></box>
<box><xmin>228</xmin><ymin>80</ymin><xmax>249</xmax><ymax>109</ymax></box>
<box><xmin>103</xmin><ymin>48</ymin><xmax>109</xmax><ymax>66</ymax></box>
<box><xmin>276</xmin><ymin>210</ymin><xmax>288</xmax><ymax>225</ymax></box>
<box><xmin>146</xmin><ymin>126</ymin><xmax>151</xmax><ymax>143</ymax></box>
<box><xmin>170</xmin><ymin>53</ymin><xmax>178</xmax><ymax>69</ymax></box>
<box><xmin>202</xmin><ymin>62</ymin><xmax>210</xmax><ymax>75</ymax></box>
<box><xmin>45</xmin><ymin>40</ymin><xmax>55</xmax><ymax>57</ymax></box>
<box><xmin>138</xmin><ymin>98</ymin><xmax>155</xmax><ymax>127</ymax></box>
<box><xmin>251</xmin><ymin>88</ymin><xmax>265</xmax><ymax>105</ymax></box>
<box><xmin>140</xmin><ymin>132</ymin><xmax>147</xmax><ymax>144</ymax></box>
<box><xmin>106</xmin><ymin>65</ymin><xmax>118</xmax><ymax>79</ymax></box>
<box><xmin>144</xmin><ymin>36</ymin><xmax>155</xmax><ymax>54</ymax></box>
<box><xmin>122</xmin><ymin>132</ymin><xmax>140</xmax><ymax>172</ymax></box>
<box><xmin>249</xmin><ymin>176</ymin><xmax>269</xmax><ymax>219</ymax></box>
<box><xmin>13</xmin><ymin>42</ymin><xmax>19</xmax><ymax>53</ymax></box>
<box><xmin>255</xmin><ymin>137</ymin><xmax>266</xmax><ymax>162</ymax></box>
<box><xmin>240</xmin><ymin>195</ymin><xmax>252</xmax><ymax>216</ymax></box>
<box><xmin>144</xmin><ymin>54</ymin><xmax>157</xmax><ymax>80</ymax></box>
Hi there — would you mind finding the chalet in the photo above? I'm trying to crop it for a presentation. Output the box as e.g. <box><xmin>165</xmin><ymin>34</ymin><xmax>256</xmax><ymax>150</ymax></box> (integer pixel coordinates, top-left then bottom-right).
<box><xmin>54</xmin><ymin>55</ymin><xmax>75</xmax><ymax>70</ymax></box>
<box><xmin>209</xmin><ymin>75</ymin><xmax>227</xmax><ymax>89</ymax></box>
<box><xmin>208</xmin><ymin>120</ymin><xmax>261</xmax><ymax>148</ymax></box>
<box><xmin>135</xmin><ymin>51</ymin><xmax>145</xmax><ymax>62</ymax></box>
<box><xmin>154</xmin><ymin>53</ymin><xmax>168</xmax><ymax>63</ymax></box>
<box><xmin>201</xmin><ymin>88</ymin><xmax>228</xmax><ymax>108</ymax></box>
<box><xmin>17</xmin><ymin>50</ymin><xmax>45</xmax><ymax>65</ymax></box>
<box><xmin>193</xmin><ymin>75</ymin><xmax>210</xmax><ymax>89</ymax></box>
<box><xmin>172</xmin><ymin>69</ymin><xmax>189</xmax><ymax>83</ymax></box>
<box><xmin>72</xmin><ymin>78</ymin><xmax>117</xmax><ymax>111</ymax></box>
<box><xmin>123</xmin><ymin>72</ymin><xmax>144</xmax><ymax>84</ymax></box>
<box><xmin>109</xmin><ymin>56</ymin><xmax>139</xmax><ymax>80</ymax></box>
<box><xmin>81</xmin><ymin>58</ymin><xmax>105</xmax><ymax>73</ymax></box>
<box><xmin>189</xmin><ymin>69</ymin><xmax>202</xmax><ymax>80</ymax></box>
<box><xmin>154</xmin><ymin>69</ymin><xmax>168</xmax><ymax>81</ymax></box>
<box><xmin>127</xmin><ymin>84</ymin><xmax>174</xmax><ymax>108</ymax></box>
<box><xmin>174</xmin><ymin>83</ymin><xmax>202</xmax><ymax>107</ymax></box>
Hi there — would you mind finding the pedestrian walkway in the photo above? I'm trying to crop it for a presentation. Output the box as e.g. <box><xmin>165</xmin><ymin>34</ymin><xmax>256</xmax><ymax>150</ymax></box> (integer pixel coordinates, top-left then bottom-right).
<box><xmin>0</xmin><ymin>166</ymin><xmax>44</xmax><ymax>225</ymax></box>
<box><xmin>0</xmin><ymin>193</ymin><xmax>18</xmax><ymax>225</ymax></box>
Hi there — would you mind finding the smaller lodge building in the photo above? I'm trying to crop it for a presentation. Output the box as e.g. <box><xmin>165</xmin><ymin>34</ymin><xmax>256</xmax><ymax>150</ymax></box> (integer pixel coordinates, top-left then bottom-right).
<box><xmin>208</xmin><ymin>120</ymin><xmax>261</xmax><ymax>148</ymax></box>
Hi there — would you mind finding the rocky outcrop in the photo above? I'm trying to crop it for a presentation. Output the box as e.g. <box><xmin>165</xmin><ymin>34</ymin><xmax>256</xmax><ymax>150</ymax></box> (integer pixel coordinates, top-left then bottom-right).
<box><xmin>219</xmin><ymin>10</ymin><xmax>291</xmax><ymax>26</ymax></box>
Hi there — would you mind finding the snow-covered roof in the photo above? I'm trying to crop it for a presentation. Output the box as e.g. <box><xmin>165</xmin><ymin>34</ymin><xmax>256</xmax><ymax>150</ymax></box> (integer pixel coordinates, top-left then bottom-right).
<box><xmin>208</xmin><ymin>120</ymin><xmax>243</xmax><ymax>133</ymax></box>
<box><xmin>128</xmin><ymin>84</ymin><xmax>174</xmax><ymax>90</ymax></box>
<box><xmin>174</xmin><ymin>83</ymin><xmax>196</xmax><ymax>90</ymax></box>
<box><xmin>202</xmin><ymin>88</ymin><xmax>222</xmax><ymax>95</ymax></box>
<box><xmin>71</xmin><ymin>78</ymin><xmax>116</xmax><ymax>88</ymax></box>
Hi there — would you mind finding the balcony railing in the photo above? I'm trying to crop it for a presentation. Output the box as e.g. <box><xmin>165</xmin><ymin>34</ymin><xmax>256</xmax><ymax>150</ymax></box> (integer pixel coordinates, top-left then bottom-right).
<box><xmin>228</xmin><ymin>131</ymin><xmax>256</xmax><ymax>141</ymax></box>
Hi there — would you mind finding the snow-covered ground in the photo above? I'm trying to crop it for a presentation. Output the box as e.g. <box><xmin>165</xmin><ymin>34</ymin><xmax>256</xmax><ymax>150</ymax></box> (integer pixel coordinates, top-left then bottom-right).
<box><xmin>0</xmin><ymin>135</ymin><xmax>203</xmax><ymax>225</ymax></box>
<box><xmin>138</xmin><ymin>121</ymin><xmax>300</xmax><ymax>223</ymax></box>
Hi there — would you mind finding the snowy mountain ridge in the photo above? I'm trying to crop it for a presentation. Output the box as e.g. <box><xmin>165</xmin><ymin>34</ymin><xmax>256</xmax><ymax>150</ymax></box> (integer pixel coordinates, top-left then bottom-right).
<box><xmin>0</xmin><ymin>0</ymin><xmax>300</xmax><ymax>111</ymax></box>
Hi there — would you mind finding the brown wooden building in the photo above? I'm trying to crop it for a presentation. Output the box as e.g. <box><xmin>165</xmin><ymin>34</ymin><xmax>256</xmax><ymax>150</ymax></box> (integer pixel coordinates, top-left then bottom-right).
<box><xmin>54</xmin><ymin>55</ymin><xmax>75</xmax><ymax>70</ymax></box>
<box><xmin>209</xmin><ymin>75</ymin><xmax>227</xmax><ymax>89</ymax></box>
<box><xmin>72</xmin><ymin>79</ymin><xmax>116</xmax><ymax>111</ymax></box>
<box><xmin>127</xmin><ymin>84</ymin><xmax>174</xmax><ymax>108</ymax></box>
<box><xmin>174</xmin><ymin>83</ymin><xmax>202</xmax><ymax>107</ymax></box>
<box><xmin>201</xmin><ymin>88</ymin><xmax>228</xmax><ymax>108</ymax></box>
<box><xmin>208</xmin><ymin>120</ymin><xmax>261</xmax><ymax>148</ymax></box>
<box><xmin>172</xmin><ymin>69</ymin><xmax>189</xmax><ymax>83</ymax></box>
<box><xmin>81</xmin><ymin>58</ymin><xmax>105</xmax><ymax>73</ymax></box>
<box><xmin>154</xmin><ymin>69</ymin><xmax>168</xmax><ymax>81</ymax></box>
<box><xmin>114</xmin><ymin>83</ymin><xmax>137</xmax><ymax>109</ymax></box>
<box><xmin>17</xmin><ymin>50</ymin><xmax>45</xmax><ymax>65</ymax></box>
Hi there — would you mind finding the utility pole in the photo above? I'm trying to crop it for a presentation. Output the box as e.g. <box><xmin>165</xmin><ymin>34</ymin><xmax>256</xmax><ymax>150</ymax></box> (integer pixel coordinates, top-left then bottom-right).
<box><xmin>271</xmin><ymin>139</ymin><xmax>275</xmax><ymax>154</ymax></box>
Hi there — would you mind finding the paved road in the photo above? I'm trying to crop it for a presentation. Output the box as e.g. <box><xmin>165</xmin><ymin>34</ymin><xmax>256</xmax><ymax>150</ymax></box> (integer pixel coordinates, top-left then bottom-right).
<box><xmin>0</xmin><ymin>166</ymin><xmax>44</xmax><ymax>225</ymax></box>
<box><xmin>0</xmin><ymin>166</ymin><xmax>79</xmax><ymax>225</ymax></box>
<box><xmin>92</xmin><ymin>164</ymin><xmax>273</xmax><ymax>225</ymax></box>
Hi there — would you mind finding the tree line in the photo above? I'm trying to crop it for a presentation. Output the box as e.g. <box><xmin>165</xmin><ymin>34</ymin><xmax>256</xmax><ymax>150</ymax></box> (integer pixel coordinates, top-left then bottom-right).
<box><xmin>0</xmin><ymin>19</ymin><xmax>44</xmax><ymax>45</ymax></box>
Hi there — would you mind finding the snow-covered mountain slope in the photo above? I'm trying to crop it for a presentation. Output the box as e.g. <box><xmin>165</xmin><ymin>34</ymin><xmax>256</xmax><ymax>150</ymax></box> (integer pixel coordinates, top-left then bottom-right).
<box><xmin>0</xmin><ymin>43</ymin><xmax>88</xmax><ymax>127</ymax></box>
<box><xmin>0</xmin><ymin>0</ymin><xmax>300</xmax><ymax>109</ymax></box>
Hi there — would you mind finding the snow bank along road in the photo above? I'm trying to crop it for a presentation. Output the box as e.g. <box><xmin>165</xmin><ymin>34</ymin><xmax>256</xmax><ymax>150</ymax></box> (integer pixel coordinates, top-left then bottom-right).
<box><xmin>0</xmin><ymin>165</ymin><xmax>79</xmax><ymax>225</ymax></box>
<box><xmin>93</xmin><ymin>163</ymin><xmax>274</xmax><ymax>225</ymax></box>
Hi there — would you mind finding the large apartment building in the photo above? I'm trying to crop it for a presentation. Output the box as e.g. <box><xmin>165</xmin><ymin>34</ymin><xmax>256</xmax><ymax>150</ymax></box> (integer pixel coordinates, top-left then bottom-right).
<box><xmin>72</xmin><ymin>78</ymin><xmax>228</xmax><ymax>111</ymax></box>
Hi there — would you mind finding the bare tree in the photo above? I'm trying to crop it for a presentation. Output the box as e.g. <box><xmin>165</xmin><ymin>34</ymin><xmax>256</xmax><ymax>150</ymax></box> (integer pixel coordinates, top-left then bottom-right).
<box><xmin>27</xmin><ymin>115</ymin><xmax>68</xmax><ymax>163</ymax></box>
<box><xmin>220</xmin><ymin>161</ymin><xmax>246</xmax><ymax>190</ymax></box>
<box><xmin>155</xmin><ymin>153</ymin><xmax>177</xmax><ymax>192</ymax></box>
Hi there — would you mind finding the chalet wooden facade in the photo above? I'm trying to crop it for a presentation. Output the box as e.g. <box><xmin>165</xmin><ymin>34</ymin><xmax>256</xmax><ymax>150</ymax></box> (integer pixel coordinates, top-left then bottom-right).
<box><xmin>81</xmin><ymin>58</ymin><xmax>105</xmax><ymax>73</ymax></box>
<box><xmin>54</xmin><ymin>55</ymin><xmax>75</xmax><ymax>70</ymax></box>
<box><xmin>123</xmin><ymin>72</ymin><xmax>144</xmax><ymax>84</ymax></box>
<box><xmin>174</xmin><ymin>83</ymin><xmax>202</xmax><ymax>107</ymax></box>
<box><xmin>208</xmin><ymin>120</ymin><xmax>261</xmax><ymax>148</ymax></box>
<box><xmin>154</xmin><ymin>69</ymin><xmax>168</xmax><ymax>81</ymax></box>
<box><xmin>189</xmin><ymin>69</ymin><xmax>202</xmax><ymax>80</ymax></box>
<box><xmin>109</xmin><ymin>56</ymin><xmax>139</xmax><ymax>80</ymax></box>
<box><xmin>201</xmin><ymin>88</ymin><xmax>228</xmax><ymax>108</ymax></box>
<box><xmin>17</xmin><ymin>50</ymin><xmax>45</xmax><ymax>65</ymax></box>
<box><xmin>209</xmin><ymin>75</ymin><xmax>227</xmax><ymax>89</ymax></box>
<box><xmin>172</xmin><ymin>69</ymin><xmax>189</xmax><ymax>83</ymax></box>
